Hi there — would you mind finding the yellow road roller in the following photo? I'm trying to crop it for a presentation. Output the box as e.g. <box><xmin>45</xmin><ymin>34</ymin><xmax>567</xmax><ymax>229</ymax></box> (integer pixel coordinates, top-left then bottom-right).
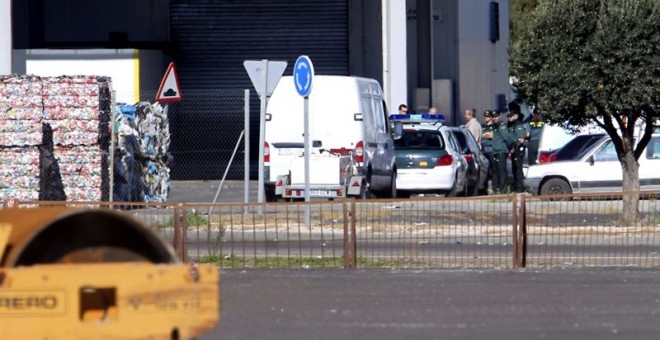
<box><xmin>0</xmin><ymin>207</ymin><xmax>219</xmax><ymax>340</ymax></box>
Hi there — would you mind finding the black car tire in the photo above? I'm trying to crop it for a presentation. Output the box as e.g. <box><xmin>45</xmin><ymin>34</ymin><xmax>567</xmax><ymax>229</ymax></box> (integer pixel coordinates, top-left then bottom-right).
<box><xmin>386</xmin><ymin>173</ymin><xmax>397</xmax><ymax>198</ymax></box>
<box><xmin>540</xmin><ymin>178</ymin><xmax>572</xmax><ymax>201</ymax></box>
<box><xmin>265</xmin><ymin>185</ymin><xmax>280</xmax><ymax>202</ymax></box>
<box><xmin>359</xmin><ymin>180</ymin><xmax>372</xmax><ymax>199</ymax></box>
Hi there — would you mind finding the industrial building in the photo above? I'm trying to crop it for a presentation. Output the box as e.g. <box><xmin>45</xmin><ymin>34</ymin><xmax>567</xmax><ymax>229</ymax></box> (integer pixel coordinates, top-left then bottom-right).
<box><xmin>3</xmin><ymin>0</ymin><xmax>509</xmax><ymax>180</ymax></box>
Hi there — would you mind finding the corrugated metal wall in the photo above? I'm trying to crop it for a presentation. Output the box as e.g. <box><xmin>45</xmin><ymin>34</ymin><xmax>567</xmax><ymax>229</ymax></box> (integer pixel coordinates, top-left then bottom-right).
<box><xmin>170</xmin><ymin>0</ymin><xmax>349</xmax><ymax>89</ymax></box>
<box><xmin>168</xmin><ymin>0</ymin><xmax>349</xmax><ymax>180</ymax></box>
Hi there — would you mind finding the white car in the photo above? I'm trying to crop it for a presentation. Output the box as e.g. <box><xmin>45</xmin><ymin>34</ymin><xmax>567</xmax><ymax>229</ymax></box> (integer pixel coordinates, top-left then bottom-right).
<box><xmin>392</xmin><ymin>114</ymin><xmax>468</xmax><ymax>197</ymax></box>
<box><xmin>525</xmin><ymin>133</ymin><xmax>660</xmax><ymax>195</ymax></box>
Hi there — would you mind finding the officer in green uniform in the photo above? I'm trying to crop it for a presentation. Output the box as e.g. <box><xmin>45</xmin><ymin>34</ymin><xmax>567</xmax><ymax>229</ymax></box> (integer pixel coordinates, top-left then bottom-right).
<box><xmin>490</xmin><ymin>111</ymin><xmax>511</xmax><ymax>194</ymax></box>
<box><xmin>507</xmin><ymin>110</ymin><xmax>527</xmax><ymax>193</ymax></box>
<box><xmin>525</xmin><ymin>108</ymin><xmax>544</xmax><ymax>165</ymax></box>
<box><xmin>481</xmin><ymin>110</ymin><xmax>496</xmax><ymax>194</ymax></box>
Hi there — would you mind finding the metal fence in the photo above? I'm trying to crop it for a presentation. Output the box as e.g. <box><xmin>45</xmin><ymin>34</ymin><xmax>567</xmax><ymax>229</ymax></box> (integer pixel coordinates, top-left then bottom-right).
<box><xmin>5</xmin><ymin>191</ymin><xmax>660</xmax><ymax>269</ymax></box>
<box><xmin>521</xmin><ymin>192</ymin><xmax>660</xmax><ymax>268</ymax></box>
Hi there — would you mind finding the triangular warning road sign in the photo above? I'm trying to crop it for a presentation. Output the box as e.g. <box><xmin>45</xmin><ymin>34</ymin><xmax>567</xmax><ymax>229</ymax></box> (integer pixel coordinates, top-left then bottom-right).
<box><xmin>156</xmin><ymin>62</ymin><xmax>182</xmax><ymax>102</ymax></box>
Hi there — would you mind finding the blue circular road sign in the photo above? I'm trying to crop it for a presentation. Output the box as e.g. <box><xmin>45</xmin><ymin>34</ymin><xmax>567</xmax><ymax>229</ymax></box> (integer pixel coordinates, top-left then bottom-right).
<box><xmin>293</xmin><ymin>55</ymin><xmax>314</xmax><ymax>97</ymax></box>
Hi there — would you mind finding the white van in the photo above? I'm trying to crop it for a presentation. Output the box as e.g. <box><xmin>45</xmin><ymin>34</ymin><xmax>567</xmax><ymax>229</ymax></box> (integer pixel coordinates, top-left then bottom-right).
<box><xmin>264</xmin><ymin>75</ymin><xmax>397</xmax><ymax>200</ymax></box>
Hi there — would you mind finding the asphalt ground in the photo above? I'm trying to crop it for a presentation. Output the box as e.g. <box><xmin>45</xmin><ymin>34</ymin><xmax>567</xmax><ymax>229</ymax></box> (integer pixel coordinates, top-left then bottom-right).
<box><xmin>205</xmin><ymin>268</ymin><xmax>660</xmax><ymax>340</ymax></box>
<box><xmin>169</xmin><ymin>180</ymin><xmax>259</xmax><ymax>203</ymax></box>
<box><xmin>172</xmin><ymin>183</ymin><xmax>660</xmax><ymax>339</ymax></box>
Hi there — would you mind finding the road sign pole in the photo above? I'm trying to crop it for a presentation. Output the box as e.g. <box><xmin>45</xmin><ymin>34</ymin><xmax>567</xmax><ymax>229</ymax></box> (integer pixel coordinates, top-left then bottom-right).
<box><xmin>303</xmin><ymin>95</ymin><xmax>311</xmax><ymax>228</ymax></box>
<box><xmin>257</xmin><ymin>59</ymin><xmax>268</xmax><ymax>207</ymax></box>
<box><xmin>243</xmin><ymin>59</ymin><xmax>287</xmax><ymax>210</ymax></box>
<box><xmin>304</xmin><ymin>96</ymin><xmax>310</xmax><ymax>203</ymax></box>
<box><xmin>244</xmin><ymin>89</ymin><xmax>250</xmax><ymax>210</ymax></box>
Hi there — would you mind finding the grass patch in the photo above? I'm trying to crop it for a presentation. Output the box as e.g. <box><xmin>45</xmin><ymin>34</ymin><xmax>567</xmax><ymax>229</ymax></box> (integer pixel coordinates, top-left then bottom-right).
<box><xmin>159</xmin><ymin>212</ymin><xmax>209</xmax><ymax>229</ymax></box>
<box><xmin>193</xmin><ymin>254</ymin><xmax>344</xmax><ymax>268</ymax></box>
<box><xmin>192</xmin><ymin>255</ymin><xmax>424</xmax><ymax>269</ymax></box>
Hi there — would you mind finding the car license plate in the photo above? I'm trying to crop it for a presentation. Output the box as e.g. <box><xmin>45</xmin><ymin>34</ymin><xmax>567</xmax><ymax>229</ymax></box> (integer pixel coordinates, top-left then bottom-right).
<box><xmin>310</xmin><ymin>190</ymin><xmax>335</xmax><ymax>197</ymax></box>
<box><xmin>278</xmin><ymin>148</ymin><xmax>303</xmax><ymax>156</ymax></box>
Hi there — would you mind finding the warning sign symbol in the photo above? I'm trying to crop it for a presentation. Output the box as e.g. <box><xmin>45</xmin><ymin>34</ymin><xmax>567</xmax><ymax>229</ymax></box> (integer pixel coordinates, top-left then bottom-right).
<box><xmin>156</xmin><ymin>62</ymin><xmax>182</xmax><ymax>102</ymax></box>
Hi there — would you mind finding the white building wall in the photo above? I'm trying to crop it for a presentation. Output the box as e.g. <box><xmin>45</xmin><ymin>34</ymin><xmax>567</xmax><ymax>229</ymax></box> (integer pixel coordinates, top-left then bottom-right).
<box><xmin>24</xmin><ymin>49</ymin><xmax>140</xmax><ymax>104</ymax></box>
<box><xmin>457</xmin><ymin>0</ymin><xmax>510</xmax><ymax>121</ymax></box>
<box><xmin>382</xmin><ymin>0</ymin><xmax>408</xmax><ymax>113</ymax></box>
<box><xmin>0</xmin><ymin>0</ymin><xmax>11</xmax><ymax>74</ymax></box>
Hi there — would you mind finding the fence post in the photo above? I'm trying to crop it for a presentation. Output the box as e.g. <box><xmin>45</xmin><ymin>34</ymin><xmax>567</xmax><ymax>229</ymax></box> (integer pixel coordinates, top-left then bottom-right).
<box><xmin>351</xmin><ymin>199</ymin><xmax>357</xmax><ymax>269</ymax></box>
<box><xmin>173</xmin><ymin>203</ymin><xmax>182</xmax><ymax>260</ymax></box>
<box><xmin>181</xmin><ymin>203</ymin><xmax>189</xmax><ymax>263</ymax></box>
<box><xmin>173</xmin><ymin>203</ymin><xmax>189</xmax><ymax>262</ymax></box>
<box><xmin>343</xmin><ymin>200</ymin><xmax>350</xmax><ymax>268</ymax></box>
<box><xmin>519</xmin><ymin>194</ymin><xmax>527</xmax><ymax>268</ymax></box>
<box><xmin>343</xmin><ymin>200</ymin><xmax>357</xmax><ymax>269</ymax></box>
<box><xmin>512</xmin><ymin>194</ymin><xmax>520</xmax><ymax>268</ymax></box>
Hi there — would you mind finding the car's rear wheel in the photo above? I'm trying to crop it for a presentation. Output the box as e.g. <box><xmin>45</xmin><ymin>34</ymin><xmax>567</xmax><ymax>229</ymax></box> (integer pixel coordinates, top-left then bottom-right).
<box><xmin>359</xmin><ymin>180</ymin><xmax>372</xmax><ymax>199</ymax></box>
<box><xmin>386</xmin><ymin>172</ymin><xmax>397</xmax><ymax>198</ymax></box>
<box><xmin>540</xmin><ymin>178</ymin><xmax>572</xmax><ymax>201</ymax></box>
<box><xmin>265</xmin><ymin>184</ymin><xmax>282</xmax><ymax>202</ymax></box>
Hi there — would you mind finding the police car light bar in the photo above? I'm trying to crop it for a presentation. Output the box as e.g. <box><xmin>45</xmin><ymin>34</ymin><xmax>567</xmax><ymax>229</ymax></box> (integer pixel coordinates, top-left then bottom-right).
<box><xmin>390</xmin><ymin>113</ymin><xmax>446</xmax><ymax>123</ymax></box>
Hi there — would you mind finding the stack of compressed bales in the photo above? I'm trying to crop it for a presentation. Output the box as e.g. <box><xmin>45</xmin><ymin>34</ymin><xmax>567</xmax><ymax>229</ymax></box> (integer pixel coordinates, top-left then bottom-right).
<box><xmin>0</xmin><ymin>75</ymin><xmax>111</xmax><ymax>202</ymax></box>
<box><xmin>43</xmin><ymin>76</ymin><xmax>111</xmax><ymax>201</ymax></box>
<box><xmin>136</xmin><ymin>102</ymin><xmax>171</xmax><ymax>202</ymax></box>
<box><xmin>113</xmin><ymin>102</ymin><xmax>171</xmax><ymax>202</ymax></box>
<box><xmin>0</xmin><ymin>76</ymin><xmax>43</xmax><ymax>200</ymax></box>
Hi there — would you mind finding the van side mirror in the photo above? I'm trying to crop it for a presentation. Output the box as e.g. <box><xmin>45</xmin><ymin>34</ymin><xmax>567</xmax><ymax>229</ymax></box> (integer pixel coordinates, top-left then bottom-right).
<box><xmin>588</xmin><ymin>155</ymin><xmax>595</xmax><ymax>166</ymax></box>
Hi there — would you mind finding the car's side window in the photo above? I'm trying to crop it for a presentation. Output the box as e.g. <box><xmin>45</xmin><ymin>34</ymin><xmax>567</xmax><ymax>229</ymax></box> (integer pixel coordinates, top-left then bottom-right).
<box><xmin>646</xmin><ymin>138</ymin><xmax>660</xmax><ymax>159</ymax></box>
<box><xmin>593</xmin><ymin>140</ymin><xmax>618</xmax><ymax>162</ymax></box>
<box><xmin>373</xmin><ymin>100</ymin><xmax>386</xmax><ymax>133</ymax></box>
<box><xmin>446</xmin><ymin>132</ymin><xmax>460</xmax><ymax>153</ymax></box>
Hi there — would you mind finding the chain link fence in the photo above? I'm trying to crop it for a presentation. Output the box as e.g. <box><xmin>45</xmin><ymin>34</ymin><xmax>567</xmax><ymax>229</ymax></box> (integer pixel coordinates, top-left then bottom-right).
<box><xmin>8</xmin><ymin>191</ymin><xmax>660</xmax><ymax>269</ymax></box>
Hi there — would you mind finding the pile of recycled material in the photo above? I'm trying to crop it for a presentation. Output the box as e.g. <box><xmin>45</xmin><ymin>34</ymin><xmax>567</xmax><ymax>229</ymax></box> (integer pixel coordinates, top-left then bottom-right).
<box><xmin>45</xmin><ymin>76</ymin><xmax>111</xmax><ymax>201</ymax></box>
<box><xmin>0</xmin><ymin>75</ymin><xmax>111</xmax><ymax>202</ymax></box>
<box><xmin>113</xmin><ymin>102</ymin><xmax>171</xmax><ymax>203</ymax></box>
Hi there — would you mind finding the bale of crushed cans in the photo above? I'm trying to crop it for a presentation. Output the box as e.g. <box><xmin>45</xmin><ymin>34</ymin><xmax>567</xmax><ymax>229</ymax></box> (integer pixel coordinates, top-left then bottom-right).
<box><xmin>113</xmin><ymin>102</ymin><xmax>171</xmax><ymax>203</ymax></box>
<box><xmin>0</xmin><ymin>75</ymin><xmax>111</xmax><ymax>202</ymax></box>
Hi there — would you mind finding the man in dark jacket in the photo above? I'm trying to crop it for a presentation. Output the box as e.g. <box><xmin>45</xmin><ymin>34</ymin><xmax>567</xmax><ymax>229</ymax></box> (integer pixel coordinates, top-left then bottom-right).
<box><xmin>481</xmin><ymin>110</ymin><xmax>496</xmax><ymax>194</ymax></box>
<box><xmin>507</xmin><ymin>110</ymin><xmax>527</xmax><ymax>193</ymax></box>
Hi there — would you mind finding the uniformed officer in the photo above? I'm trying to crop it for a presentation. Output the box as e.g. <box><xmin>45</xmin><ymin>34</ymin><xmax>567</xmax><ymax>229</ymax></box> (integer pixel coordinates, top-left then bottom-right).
<box><xmin>507</xmin><ymin>110</ymin><xmax>527</xmax><ymax>193</ymax></box>
<box><xmin>490</xmin><ymin>111</ymin><xmax>511</xmax><ymax>194</ymax></box>
<box><xmin>481</xmin><ymin>110</ymin><xmax>496</xmax><ymax>194</ymax></box>
<box><xmin>525</xmin><ymin>108</ymin><xmax>544</xmax><ymax>165</ymax></box>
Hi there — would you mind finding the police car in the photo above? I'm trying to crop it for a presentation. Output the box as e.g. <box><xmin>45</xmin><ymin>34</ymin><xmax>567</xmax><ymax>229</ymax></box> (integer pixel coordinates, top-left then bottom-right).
<box><xmin>391</xmin><ymin>114</ymin><xmax>468</xmax><ymax>197</ymax></box>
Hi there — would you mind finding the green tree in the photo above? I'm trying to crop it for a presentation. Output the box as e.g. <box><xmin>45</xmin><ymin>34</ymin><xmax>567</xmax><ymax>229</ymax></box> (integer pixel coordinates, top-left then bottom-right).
<box><xmin>510</xmin><ymin>0</ymin><xmax>660</xmax><ymax>222</ymax></box>
<box><xmin>509</xmin><ymin>0</ymin><xmax>539</xmax><ymax>44</ymax></box>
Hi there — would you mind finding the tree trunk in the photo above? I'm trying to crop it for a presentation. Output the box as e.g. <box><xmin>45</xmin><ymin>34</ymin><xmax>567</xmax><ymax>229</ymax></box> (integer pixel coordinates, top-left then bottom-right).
<box><xmin>621</xmin><ymin>150</ymin><xmax>640</xmax><ymax>225</ymax></box>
